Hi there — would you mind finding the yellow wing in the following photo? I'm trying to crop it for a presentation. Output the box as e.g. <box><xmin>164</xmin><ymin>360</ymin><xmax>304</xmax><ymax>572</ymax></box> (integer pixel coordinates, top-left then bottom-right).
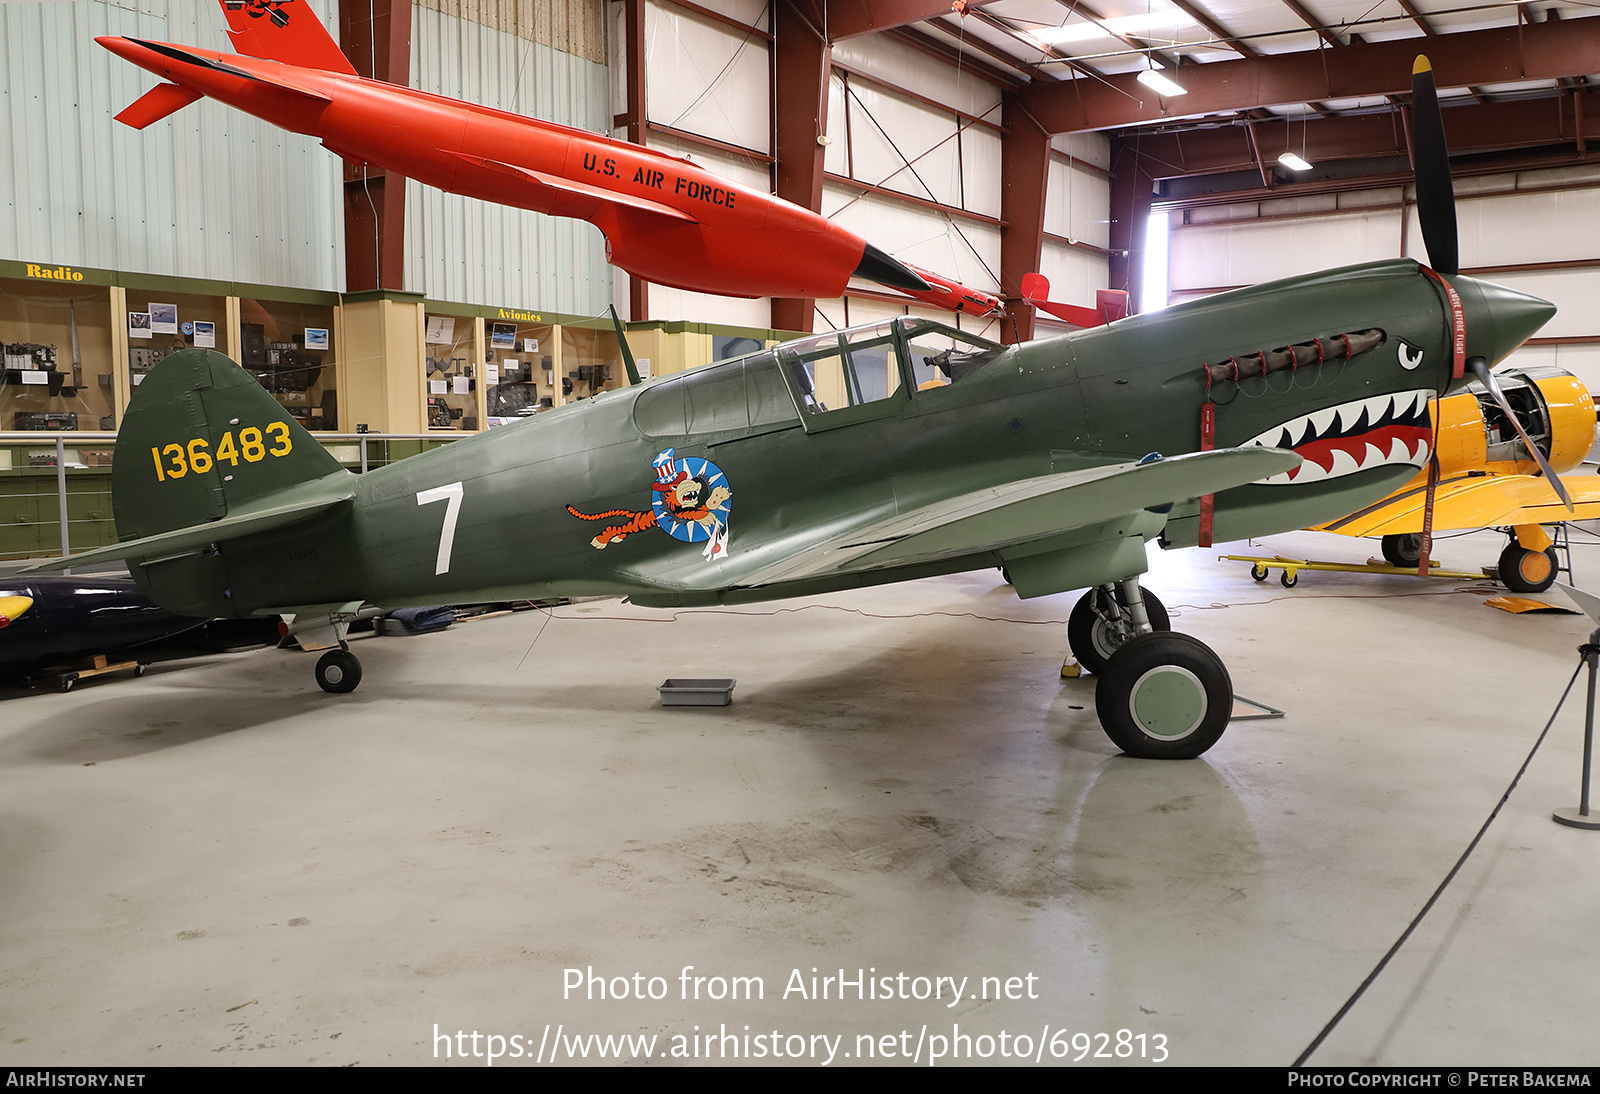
<box><xmin>1316</xmin><ymin>473</ymin><xmax>1600</xmax><ymax>537</ymax></box>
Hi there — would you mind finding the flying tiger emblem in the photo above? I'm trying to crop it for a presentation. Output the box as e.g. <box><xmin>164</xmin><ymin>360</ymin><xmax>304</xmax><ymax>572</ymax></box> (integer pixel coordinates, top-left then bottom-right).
<box><xmin>567</xmin><ymin>448</ymin><xmax>733</xmax><ymax>560</ymax></box>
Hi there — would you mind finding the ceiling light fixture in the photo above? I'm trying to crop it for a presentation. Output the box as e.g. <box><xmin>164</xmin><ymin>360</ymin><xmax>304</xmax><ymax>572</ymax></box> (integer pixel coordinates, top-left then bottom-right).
<box><xmin>1277</xmin><ymin>151</ymin><xmax>1313</xmax><ymax>171</ymax></box>
<box><xmin>1029</xmin><ymin>11</ymin><xmax>1198</xmax><ymax>47</ymax></box>
<box><xmin>1136</xmin><ymin>62</ymin><xmax>1188</xmax><ymax>98</ymax></box>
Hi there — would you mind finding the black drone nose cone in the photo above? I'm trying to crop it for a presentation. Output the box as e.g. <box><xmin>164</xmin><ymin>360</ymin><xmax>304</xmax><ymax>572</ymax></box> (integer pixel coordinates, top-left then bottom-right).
<box><xmin>1458</xmin><ymin>276</ymin><xmax>1557</xmax><ymax>367</ymax></box>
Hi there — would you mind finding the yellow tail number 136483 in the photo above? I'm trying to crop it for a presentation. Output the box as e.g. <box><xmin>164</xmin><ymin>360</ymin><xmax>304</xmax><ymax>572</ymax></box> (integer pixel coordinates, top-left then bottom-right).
<box><xmin>150</xmin><ymin>423</ymin><xmax>293</xmax><ymax>482</ymax></box>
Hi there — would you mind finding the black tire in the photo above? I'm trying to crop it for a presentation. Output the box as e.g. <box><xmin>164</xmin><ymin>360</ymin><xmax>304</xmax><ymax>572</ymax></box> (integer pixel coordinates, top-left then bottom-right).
<box><xmin>1280</xmin><ymin>571</ymin><xmax>1298</xmax><ymax>588</ymax></box>
<box><xmin>315</xmin><ymin>649</ymin><xmax>363</xmax><ymax>694</ymax></box>
<box><xmin>1067</xmin><ymin>587</ymin><xmax>1170</xmax><ymax>676</ymax></box>
<box><xmin>1381</xmin><ymin>533</ymin><xmax>1423</xmax><ymax>568</ymax></box>
<box><xmin>1250</xmin><ymin>564</ymin><xmax>1269</xmax><ymax>582</ymax></box>
<box><xmin>1094</xmin><ymin>632</ymin><xmax>1233</xmax><ymax>759</ymax></box>
<box><xmin>1498</xmin><ymin>543</ymin><xmax>1558</xmax><ymax>594</ymax></box>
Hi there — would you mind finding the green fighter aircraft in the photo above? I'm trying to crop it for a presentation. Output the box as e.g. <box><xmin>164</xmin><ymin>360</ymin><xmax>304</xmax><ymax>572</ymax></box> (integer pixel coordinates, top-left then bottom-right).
<box><xmin>27</xmin><ymin>61</ymin><xmax>1557</xmax><ymax>759</ymax></box>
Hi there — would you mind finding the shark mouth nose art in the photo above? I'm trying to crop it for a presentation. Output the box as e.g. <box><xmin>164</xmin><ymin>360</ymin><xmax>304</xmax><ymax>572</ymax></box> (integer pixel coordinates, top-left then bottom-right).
<box><xmin>1243</xmin><ymin>389</ymin><xmax>1433</xmax><ymax>484</ymax></box>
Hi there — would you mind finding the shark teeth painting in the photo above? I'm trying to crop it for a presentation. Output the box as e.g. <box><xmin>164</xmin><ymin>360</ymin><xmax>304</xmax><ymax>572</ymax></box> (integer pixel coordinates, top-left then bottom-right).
<box><xmin>1243</xmin><ymin>389</ymin><xmax>1434</xmax><ymax>485</ymax></box>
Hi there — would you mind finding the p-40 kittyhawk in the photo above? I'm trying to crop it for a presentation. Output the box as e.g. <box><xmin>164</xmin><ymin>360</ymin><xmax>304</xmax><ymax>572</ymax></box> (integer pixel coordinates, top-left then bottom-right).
<box><xmin>28</xmin><ymin>59</ymin><xmax>1556</xmax><ymax>759</ymax></box>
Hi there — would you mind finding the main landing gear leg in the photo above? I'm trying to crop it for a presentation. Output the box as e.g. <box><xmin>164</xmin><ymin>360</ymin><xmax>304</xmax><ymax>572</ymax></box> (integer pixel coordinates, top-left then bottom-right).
<box><xmin>1071</xmin><ymin>576</ymin><xmax>1234</xmax><ymax>759</ymax></box>
<box><xmin>1066</xmin><ymin>575</ymin><xmax>1171</xmax><ymax>675</ymax></box>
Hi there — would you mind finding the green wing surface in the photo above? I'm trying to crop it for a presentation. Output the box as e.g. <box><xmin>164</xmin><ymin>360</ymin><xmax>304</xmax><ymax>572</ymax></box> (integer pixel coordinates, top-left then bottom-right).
<box><xmin>640</xmin><ymin>447</ymin><xmax>1299</xmax><ymax>590</ymax></box>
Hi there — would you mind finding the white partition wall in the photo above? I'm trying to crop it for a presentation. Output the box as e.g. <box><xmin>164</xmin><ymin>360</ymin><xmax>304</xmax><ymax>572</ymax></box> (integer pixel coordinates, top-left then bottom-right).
<box><xmin>407</xmin><ymin>0</ymin><xmax>612</xmax><ymax>316</ymax></box>
<box><xmin>1</xmin><ymin>0</ymin><xmax>344</xmax><ymax>289</ymax></box>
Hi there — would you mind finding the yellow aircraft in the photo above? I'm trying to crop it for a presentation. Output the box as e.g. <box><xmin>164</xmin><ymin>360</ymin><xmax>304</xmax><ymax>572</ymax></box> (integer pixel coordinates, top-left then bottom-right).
<box><xmin>1313</xmin><ymin>365</ymin><xmax>1600</xmax><ymax>592</ymax></box>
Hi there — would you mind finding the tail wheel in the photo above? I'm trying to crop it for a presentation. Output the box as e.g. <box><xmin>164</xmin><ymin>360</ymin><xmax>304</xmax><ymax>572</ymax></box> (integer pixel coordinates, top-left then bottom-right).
<box><xmin>1067</xmin><ymin>587</ymin><xmax>1170</xmax><ymax>676</ymax></box>
<box><xmin>1094</xmin><ymin>632</ymin><xmax>1233</xmax><ymax>759</ymax></box>
<box><xmin>315</xmin><ymin>649</ymin><xmax>363</xmax><ymax>694</ymax></box>
<box><xmin>1498</xmin><ymin>543</ymin><xmax>1558</xmax><ymax>594</ymax></box>
<box><xmin>1381</xmin><ymin>533</ymin><xmax>1423</xmax><ymax>568</ymax></box>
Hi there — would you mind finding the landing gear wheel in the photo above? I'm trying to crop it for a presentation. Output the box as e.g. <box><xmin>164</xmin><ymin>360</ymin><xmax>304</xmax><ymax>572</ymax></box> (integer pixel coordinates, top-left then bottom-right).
<box><xmin>1280</xmin><ymin>571</ymin><xmax>1298</xmax><ymax>588</ymax></box>
<box><xmin>1095</xmin><ymin>632</ymin><xmax>1233</xmax><ymax>759</ymax></box>
<box><xmin>315</xmin><ymin>649</ymin><xmax>363</xmax><ymax>694</ymax></box>
<box><xmin>1067</xmin><ymin>587</ymin><xmax>1170</xmax><ymax>676</ymax></box>
<box><xmin>1381</xmin><ymin>533</ymin><xmax>1423</xmax><ymax>568</ymax></box>
<box><xmin>1498</xmin><ymin>543</ymin><xmax>1558</xmax><ymax>594</ymax></box>
<box><xmin>1251</xmin><ymin>564</ymin><xmax>1269</xmax><ymax>582</ymax></box>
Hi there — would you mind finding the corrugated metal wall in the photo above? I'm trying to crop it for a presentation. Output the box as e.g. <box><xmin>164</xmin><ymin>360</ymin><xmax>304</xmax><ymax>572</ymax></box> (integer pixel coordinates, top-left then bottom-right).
<box><xmin>0</xmin><ymin>0</ymin><xmax>344</xmax><ymax>290</ymax></box>
<box><xmin>406</xmin><ymin>1</ymin><xmax>612</xmax><ymax>315</ymax></box>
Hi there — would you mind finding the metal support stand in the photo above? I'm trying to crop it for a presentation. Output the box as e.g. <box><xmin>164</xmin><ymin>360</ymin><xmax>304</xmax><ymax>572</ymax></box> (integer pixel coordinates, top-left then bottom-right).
<box><xmin>1553</xmin><ymin>629</ymin><xmax>1600</xmax><ymax>831</ymax></box>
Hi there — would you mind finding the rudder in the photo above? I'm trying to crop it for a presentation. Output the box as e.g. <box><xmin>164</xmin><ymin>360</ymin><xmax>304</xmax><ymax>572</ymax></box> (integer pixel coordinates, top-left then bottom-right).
<box><xmin>220</xmin><ymin>0</ymin><xmax>358</xmax><ymax>76</ymax></box>
<box><xmin>113</xmin><ymin>348</ymin><xmax>348</xmax><ymax>542</ymax></box>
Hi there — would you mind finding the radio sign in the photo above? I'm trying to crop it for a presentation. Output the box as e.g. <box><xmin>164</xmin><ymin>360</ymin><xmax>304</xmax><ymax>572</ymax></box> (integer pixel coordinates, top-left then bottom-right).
<box><xmin>26</xmin><ymin>264</ymin><xmax>85</xmax><ymax>282</ymax></box>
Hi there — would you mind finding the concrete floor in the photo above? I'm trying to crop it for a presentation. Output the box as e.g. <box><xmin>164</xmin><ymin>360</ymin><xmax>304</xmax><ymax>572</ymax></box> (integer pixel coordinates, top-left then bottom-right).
<box><xmin>2</xmin><ymin>527</ymin><xmax>1599</xmax><ymax>1067</ymax></box>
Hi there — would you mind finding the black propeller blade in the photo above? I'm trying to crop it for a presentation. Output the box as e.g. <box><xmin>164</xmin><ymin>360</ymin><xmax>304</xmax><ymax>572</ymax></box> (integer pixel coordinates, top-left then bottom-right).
<box><xmin>1411</xmin><ymin>57</ymin><xmax>1459</xmax><ymax>277</ymax></box>
<box><xmin>1468</xmin><ymin>356</ymin><xmax>1574</xmax><ymax>511</ymax></box>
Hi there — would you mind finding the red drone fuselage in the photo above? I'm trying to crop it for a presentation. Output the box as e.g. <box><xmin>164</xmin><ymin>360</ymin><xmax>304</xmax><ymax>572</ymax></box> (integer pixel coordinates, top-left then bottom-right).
<box><xmin>99</xmin><ymin>36</ymin><xmax>999</xmax><ymax>312</ymax></box>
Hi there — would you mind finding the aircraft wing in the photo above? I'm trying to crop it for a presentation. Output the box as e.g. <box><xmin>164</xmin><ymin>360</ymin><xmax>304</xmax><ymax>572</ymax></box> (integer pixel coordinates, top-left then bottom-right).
<box><xmin>1318</xmin><ymin>473</ymin><xmax>1600</xmax><ymax>536</ymax></box>
<box><xmin>633</xmin><ymin>447</ymin><xmax>1298</xmax><ymax>594</ymax></box>
<box><xmin>443</xmin><ymin>152</ymin><xmax>700</xmax><ymax>227</ymax></box>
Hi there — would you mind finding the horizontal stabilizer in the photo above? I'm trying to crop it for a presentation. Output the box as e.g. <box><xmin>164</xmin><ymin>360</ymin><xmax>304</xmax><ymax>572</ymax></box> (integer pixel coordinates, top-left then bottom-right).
<box><xmin>114</xmin><ymin>82</ymin><xmax>204</xmax><ymax>129</ymax></box>
<box><xmin>1022</xmin><ymin>273</ymin><xmax>1130</xmax><ymax>328</ymax></box>
<box><xmin>21</xmin><ymin>478</ymin><xmax>355</xmax><ymax>574</ymax></box>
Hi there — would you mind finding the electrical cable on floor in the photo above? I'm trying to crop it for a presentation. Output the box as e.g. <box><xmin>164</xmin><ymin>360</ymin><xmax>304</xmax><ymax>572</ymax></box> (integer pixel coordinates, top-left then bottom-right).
<box><xmin>514</xmin><ymin>605</ymin><xmax>554</xmax><ymax>671</ymax></box>
<box><xmin>1291</xmin><ymin>657</ymin><xmax>1584</xmax><ymax>1066</ymax></box>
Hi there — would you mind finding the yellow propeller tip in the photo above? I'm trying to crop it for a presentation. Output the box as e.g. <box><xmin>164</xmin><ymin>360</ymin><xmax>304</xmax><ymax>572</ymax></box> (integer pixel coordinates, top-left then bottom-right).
<box><xmin>1413</xmin><ymin>55</ymin><xmax>1432</xmax><ymax>75</ymax></box>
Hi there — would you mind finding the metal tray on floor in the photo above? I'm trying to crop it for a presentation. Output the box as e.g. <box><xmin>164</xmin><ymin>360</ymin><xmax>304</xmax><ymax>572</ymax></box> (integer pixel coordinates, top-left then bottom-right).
<box><xmin>658</xmin><ymin>678</ymin><xmax>736</xmax><ymax>706</ymax></box>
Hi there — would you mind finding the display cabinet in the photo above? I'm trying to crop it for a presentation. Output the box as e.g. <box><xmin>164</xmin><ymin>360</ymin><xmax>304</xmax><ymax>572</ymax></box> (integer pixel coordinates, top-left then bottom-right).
<box><xmin>423</xmin><ymin>311</ymin><xmax>482</xmax><ymax>431</ymax></box>
<box><xmin>240</xmin><ymin>291</ymin><xmax>341</xmax><ymax>431</ymax></box>
<box><xmin>0</xmin><ymin>274</ymin><xmax>117</xmax><ymax>434</ymax></box>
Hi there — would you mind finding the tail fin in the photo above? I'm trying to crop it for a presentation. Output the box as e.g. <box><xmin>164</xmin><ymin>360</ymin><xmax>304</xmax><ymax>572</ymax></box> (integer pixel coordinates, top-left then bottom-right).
<box><xmin>112</xmin><ymin>348</ymin><xmax>349</xmax><ymax>542</ymax></box>
<box><xmin>221</xmin><ymin>0</ymin><xmax>358</xmax><ymax>76</ymax></box>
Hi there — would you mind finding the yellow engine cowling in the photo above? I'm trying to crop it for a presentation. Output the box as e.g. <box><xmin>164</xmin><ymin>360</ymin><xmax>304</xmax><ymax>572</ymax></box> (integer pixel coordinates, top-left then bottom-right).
<box><xmin>1407</xmin><ymin>367</ymin><xmax>1596</xmax><ymax>486</ymax></box>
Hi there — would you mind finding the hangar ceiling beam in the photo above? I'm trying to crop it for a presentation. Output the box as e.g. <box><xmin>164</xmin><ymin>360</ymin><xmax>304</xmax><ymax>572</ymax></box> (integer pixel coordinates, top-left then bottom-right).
<box><xmin>1019</xmin><ymin>16</ymin><xmax>1600</xmax><ymax>133</ymax></box>
<box><xmin>1130</xmin><ymin>90</ymin><xmax>1600</xmax><ymax>178</ymax></box>
<box><xmin>773</xmin><ymin>1</ymin><xmax>835</xmax><ymax>332</ymax></box>
<box><xmin>812</xmin><ymin>0</ymin><xmax>957</xmax><ymax>41</ymax></box>
<box><xmin>339</xmin><ymin>0</ymin><xmax>411</xmax><ymax>292</ymax></box>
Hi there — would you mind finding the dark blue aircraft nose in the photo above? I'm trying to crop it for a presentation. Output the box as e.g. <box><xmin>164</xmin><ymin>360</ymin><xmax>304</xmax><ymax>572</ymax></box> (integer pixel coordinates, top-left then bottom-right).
<box><xmin>1457</xmin><ymin>275</ymin><xmax>1557</xmax><ymax>368</ymax></box>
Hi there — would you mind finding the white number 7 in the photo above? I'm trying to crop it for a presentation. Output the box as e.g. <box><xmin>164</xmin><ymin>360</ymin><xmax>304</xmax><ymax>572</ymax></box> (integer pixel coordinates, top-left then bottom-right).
<box><xmin>416</xmin><ymin>481</ymin><xmax>464</xmax><ymax>575</ymax></box>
